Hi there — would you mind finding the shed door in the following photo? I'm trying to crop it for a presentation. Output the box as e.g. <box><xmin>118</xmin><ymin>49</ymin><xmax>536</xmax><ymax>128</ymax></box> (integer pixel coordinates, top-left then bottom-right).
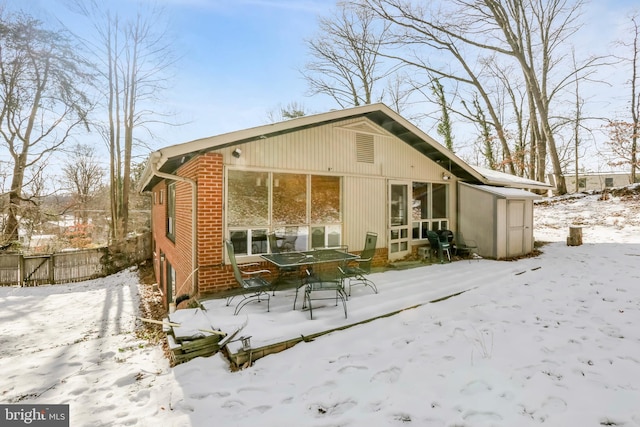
<box><xmin>388</xmin><ymin>182</ymin><xmax>410</xmax><ymax>260</ymax></box>
<box><xmin>507</xmin><ymin>200</ymin><xmax>525</xmax><ymax>257</ymax></box>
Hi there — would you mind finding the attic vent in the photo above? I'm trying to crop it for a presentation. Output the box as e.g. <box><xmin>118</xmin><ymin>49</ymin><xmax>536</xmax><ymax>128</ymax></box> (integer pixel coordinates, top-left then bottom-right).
<box><xmin>356</xmin><ymin>133</ymin><xmax>374</xmax><ymax>163</ymax></box>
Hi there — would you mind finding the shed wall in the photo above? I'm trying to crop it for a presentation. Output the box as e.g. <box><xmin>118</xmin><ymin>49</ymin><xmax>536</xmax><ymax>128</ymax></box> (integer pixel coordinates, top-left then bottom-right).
<box><xmin>458</xmin><ymin>184</ymin><xmax>496</xmax><ymax>259</ymax></box>
<box><xmin>496</xmin><ymin>199</ymin><xmax>507</xmax><ymax>259</ymax></box>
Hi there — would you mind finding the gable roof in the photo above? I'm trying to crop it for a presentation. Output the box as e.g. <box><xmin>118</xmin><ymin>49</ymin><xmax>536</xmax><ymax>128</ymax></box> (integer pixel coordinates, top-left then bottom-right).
<box><xmin>139</xmin><ymin>103</ymin><xmax>550</xmax><ymax>191</ymax></box>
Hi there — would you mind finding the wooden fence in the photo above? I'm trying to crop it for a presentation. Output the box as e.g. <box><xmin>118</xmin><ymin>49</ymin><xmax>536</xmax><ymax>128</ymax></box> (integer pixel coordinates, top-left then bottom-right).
<box><xmin>0</xmin><ymin>233</ymin><xmax>151</xmax><ymax>287</ymax></box>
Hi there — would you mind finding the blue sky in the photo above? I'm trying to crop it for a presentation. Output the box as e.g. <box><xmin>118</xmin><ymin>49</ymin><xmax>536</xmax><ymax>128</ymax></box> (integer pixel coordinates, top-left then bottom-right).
<box><xmin>4</xmin><ymin>0</ymin><xmax>640</xmax><ymax>173</ymax></box>
<box><xmin>9</xmin><ymin>0</ymin><xmax>333</xmax><ymax>150</ymax></box>
<box><xmin>158</xmin><ymin>0</ymin><xmax>333</xmax><ymax>141</ymax></box>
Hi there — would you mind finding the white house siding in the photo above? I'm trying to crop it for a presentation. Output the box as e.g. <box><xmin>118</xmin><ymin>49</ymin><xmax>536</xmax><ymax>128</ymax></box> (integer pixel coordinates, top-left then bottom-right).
<box><xmin>342</xmin><ymin>175</ymin><xmax>387</xmax><ymax>251</ymax></box>
<box><xmin>219</xmin><ymin>118</ymin><xmax>453</xmax><ymax>177</ymax></box>
<box><xmin>217</xmin><ymin>117</ymin><xmax>458</xmax><ymax>254</ymax></box>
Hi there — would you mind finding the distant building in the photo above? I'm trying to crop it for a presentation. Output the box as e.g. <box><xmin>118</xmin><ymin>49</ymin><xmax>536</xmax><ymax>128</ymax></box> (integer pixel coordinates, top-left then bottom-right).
<box><xmin>550</xmin><ymin>172</ymin><xmax>638</xmax><ymax>193</ymax></box>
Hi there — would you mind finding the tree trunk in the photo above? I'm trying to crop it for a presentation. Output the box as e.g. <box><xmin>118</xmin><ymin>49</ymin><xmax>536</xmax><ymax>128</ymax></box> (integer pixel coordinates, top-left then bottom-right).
<box><xmin>567</xmin><ymin>226</ymin><xmax>583</xmax><ymax>246</ymax></box>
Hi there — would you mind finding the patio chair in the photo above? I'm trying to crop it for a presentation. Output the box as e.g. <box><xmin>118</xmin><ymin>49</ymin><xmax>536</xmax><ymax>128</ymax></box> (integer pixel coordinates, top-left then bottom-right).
<box><xmin>301</xmin><ymin>267</ymin><xmax>347</xmax><ymax>320</ymax></box>
<box><xmin>267</xmin><ymin>232</ymin><xmax>299</xmax><ymax>291</ymax></box>
<box><xmin>225</xmin><ymin>240</ymin><xmax>272</xmax><ymax>315</ymax></box>
<box><xmin>338</xmin><ymin>231</ymin><xmax>378</xmax><ymax>296</ymax></box>
<box><xmin>453</xmin><ymin>232</ymin><xmax>479</xmax><ymax>260</ymax></box>
<box><xmin>280</xmin><ymin>226</ymin><xmax>298</xmax><ymax>252</ymax></box>
<box><xmin>438</xmin><ymin>229</ymin><xmax>454</xmax><ymax>245</ymax></box>
<box><xmin>426</xmin><ymin>230</ymin><xmax>451</xmax><ymax>263</ymax></box>
<box><xmin>267</xmin><ymin>232</ymin><xmax>282</xmax><ymax>254</ymax></box>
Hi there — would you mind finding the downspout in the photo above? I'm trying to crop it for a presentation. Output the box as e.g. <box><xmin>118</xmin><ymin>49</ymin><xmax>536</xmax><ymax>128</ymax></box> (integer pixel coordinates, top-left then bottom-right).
<box><xmin>149</xmin><ymin>152</ymin><xmax>199</xmax><ymax>300</ymax></box>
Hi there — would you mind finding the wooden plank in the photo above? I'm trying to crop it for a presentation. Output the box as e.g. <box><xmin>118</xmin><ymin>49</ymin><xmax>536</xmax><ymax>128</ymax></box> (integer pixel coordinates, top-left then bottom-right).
<box><xmin>180</xmin><ymin>336</ymin><xmax>220</xmax><ymax>353</ymax></box>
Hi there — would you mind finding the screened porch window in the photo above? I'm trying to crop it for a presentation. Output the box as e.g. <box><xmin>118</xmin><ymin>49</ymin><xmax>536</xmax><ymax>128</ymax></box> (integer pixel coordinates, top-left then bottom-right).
<box><xmin>227</xmin><ymin>170</ymin><xmax>342</xmax><ymax>255</ymax></box>
<box><xmin>411</xmin><ymin>182</ymin><xmax>449</xmax><ymax>239</ymax></box>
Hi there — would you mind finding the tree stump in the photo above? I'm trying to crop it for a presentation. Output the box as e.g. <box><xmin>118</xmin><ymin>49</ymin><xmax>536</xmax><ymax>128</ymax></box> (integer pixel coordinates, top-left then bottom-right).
<box><xmin>567</xmin><ymin>226</ymin><xmax>583</xmax><ymax>246</ymax></box>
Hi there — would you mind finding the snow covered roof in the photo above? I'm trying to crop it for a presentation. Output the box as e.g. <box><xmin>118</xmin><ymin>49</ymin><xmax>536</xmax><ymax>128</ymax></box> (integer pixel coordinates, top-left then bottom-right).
<box><xmin>470</xmin><ymin>165</ymin><xmax>552</xmax><ymax>190</ymax></box>
<box><xmin>461</xmin><ymin>182</ymin><xmax>543</xmax><ymax>199</ymax></box>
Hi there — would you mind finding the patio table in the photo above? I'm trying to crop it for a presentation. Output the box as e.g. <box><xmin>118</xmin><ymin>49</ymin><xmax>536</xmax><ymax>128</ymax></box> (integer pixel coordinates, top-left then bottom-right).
<box><xmin>261</xmin><ymin>248</ymin><xmax>357</xmax><ymax>269</ymax></box>
<box><xmin>261</xmin><ymin>249</ymin><xmax>358</xmax><ymax>312</ymax></box>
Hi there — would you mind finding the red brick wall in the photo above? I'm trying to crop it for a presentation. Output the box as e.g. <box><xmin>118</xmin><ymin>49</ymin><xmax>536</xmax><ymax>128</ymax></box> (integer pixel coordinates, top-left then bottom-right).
<box><xmin>151</xmin><ymin>176</ymin><xmax>197</xmax><ymax>306</ymax></box>
<box><xmin>193</xmin><ymin>153</ymin><xmax>236</xmax><ymax>294</ymax></box>
<box><xmin>150</xmin><ymin>153</ymin><xmax>238</xmax><ymax>306</ymax></box>
<box><xmin>150</xmin><ymin>181</ymin><xmax>170</xmax><ymax>305</ymax></box>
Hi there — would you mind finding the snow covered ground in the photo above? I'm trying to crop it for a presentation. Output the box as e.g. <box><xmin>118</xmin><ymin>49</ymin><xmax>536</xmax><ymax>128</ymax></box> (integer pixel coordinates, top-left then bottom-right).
<box><xmin>1</xmin><ymin>187</ymin><xmax>639</xmax><ymax>427</ymax></box>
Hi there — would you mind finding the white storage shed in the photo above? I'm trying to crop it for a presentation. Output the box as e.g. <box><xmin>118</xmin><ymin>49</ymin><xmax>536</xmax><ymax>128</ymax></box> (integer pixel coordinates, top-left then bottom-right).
<box><xmin>458</xmin><ymin>183</ymin><xmax>541</xmax><ymax>259</ymax></box>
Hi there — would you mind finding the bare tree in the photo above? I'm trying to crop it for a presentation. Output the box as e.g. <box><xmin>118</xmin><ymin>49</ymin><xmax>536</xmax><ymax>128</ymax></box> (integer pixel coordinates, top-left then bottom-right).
<box><xmin>69</xmin><ymin>1</ymin><xmax>175</xmax><ymax>242</ymax></box>
<box><xmin>266</xmin><ymin>101</ymin><xmax>309</xmax><ymax>123</ymax></box>
<box><xmin>383</xmin><ymin>72</ymin><xmax>415</xmax><ymax>115</ymax></box>
<box><xmin>0</xmin><ymin>12</ymin><xmax>93</xmax><ymax>245</ymax></box>
<box><xmin>61</xmin><ymin>144</ymin><xmax>104</xmax><ymax>225</ymax></box>
<box><xmin>464</xmin><ymin>94</ymin><xmax>498</xmax><ymax>169</ymax></box>
<box><xmin>358</xmin><ymin>0</ymin><xmax>605</xmax><ymax>193</ymax></box>
<box><xmin>482</xmin><ymin>0</ymin><xmax>589</xmax><ymax>194</ymax></box>
<box><xmin>18</xmin><ymin>163</ymin><xmax>49</xmax><ymax>251</ymax></box>
<box><xmin>302</xmin><ymin>2</ymin><xmax>395</xmax><ymax>108</ymax></box>
<box><xmin>356</xmin><ymin>0</ymin><xmax>517</xmax><ymax>175</ymax></box>
<box><xmin>604</xmin><ymin>120</ymin><xmax>640</xmax><ymax>176</ymax></box>
<box><xmin>431</xmin><ymin>77</ymin><xmax>455</xmax><ymax>152</ymax></box>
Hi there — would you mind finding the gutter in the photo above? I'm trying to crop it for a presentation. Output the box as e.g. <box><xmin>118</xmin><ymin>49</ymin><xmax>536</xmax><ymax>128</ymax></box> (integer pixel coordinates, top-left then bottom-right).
<box><xmin>149</xmin><ymin>152</ymin><xmax>199</xmax><ymax>300</ymax></box>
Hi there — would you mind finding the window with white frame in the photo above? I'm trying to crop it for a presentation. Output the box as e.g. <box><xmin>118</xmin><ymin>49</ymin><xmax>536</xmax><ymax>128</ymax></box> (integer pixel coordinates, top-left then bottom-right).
<box><xmin>412</xmin><ymin>182</ymin><xmax>449</xmax><ymax>239</ymax></box>
<box><xmin>227</xmin><ymin>170</ymin><xmax>342</xmax><ymax>255</ymax></box>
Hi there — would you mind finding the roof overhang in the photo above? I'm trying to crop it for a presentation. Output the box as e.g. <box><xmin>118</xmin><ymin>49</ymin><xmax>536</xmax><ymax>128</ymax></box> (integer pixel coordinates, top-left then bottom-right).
<box><xmin>139</xmin><ymin>103</ymin><xmax>547</xmax><ymax>192</ymax></box>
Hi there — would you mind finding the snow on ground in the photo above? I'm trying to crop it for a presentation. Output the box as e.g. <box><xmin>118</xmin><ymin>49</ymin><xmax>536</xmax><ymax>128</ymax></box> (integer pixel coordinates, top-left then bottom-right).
<box><xmin>1</xmin><ymin>187</ymin><xmax>639</xmax><ymax>426</ymax></box>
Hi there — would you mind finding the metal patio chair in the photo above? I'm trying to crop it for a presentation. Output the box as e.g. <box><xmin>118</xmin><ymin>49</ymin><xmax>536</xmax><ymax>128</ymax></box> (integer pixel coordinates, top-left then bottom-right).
<box><xmin>338</xmin><ymin>231</ymin><xmax>378</xmax><ymax>296</ymax></box>
<box><xmin>453</xmin><ymin>232</ymin><xmax>479</xmax><ymax>261</ymax></box>
<box><xmin>225</xmin><ymin>240</ymin><xmax>272</xmax><ymax>315</ymax></box>
<box><xmin>302</xmin><ymin>267</ymin><xmax>348</xmax><ymax>320</ymax></box>
<box><xmin>267</xmin><ymin>231</ymin><xmax>299</xmax><ymax>291</ymax></box>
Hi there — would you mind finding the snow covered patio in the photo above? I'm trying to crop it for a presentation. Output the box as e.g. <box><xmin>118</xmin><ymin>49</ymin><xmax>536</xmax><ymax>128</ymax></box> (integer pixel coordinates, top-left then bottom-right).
<box><xmin>171</xmin><ymin>255</ymin><xmax>543</xmax><ymax>366</ymax></box>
